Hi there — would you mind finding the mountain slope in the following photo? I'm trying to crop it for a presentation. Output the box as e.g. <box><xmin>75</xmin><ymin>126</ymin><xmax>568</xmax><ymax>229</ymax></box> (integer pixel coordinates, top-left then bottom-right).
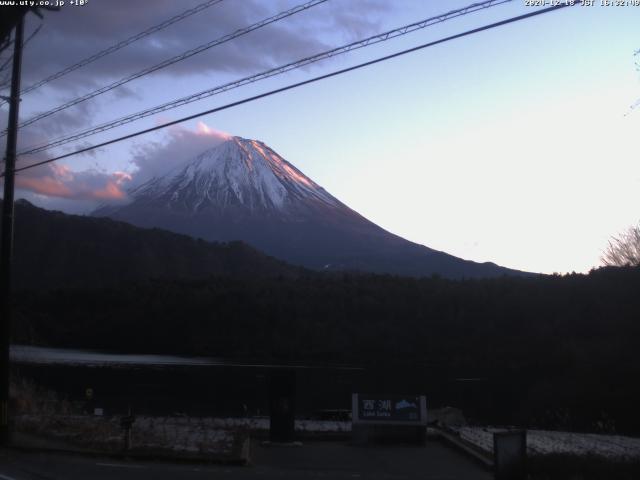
<box><xmin>1</xmin><ymin>199</ymin><xmax>298</xmax><ymax>290</ymax></box>
<box><xmin>95</xmin><ymin>137</ymin><xmax>530</xmax><ymax>278</ymax></box>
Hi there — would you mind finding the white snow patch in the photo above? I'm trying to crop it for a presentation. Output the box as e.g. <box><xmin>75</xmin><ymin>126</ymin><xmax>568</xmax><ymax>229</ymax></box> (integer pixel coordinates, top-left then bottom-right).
<box><xmin>450</xmin><ymin>426</ymin><xmax>640</xmax><ymax>461</ymax></box>
<box><xmin>128</xmin><ymin>136</ymin><xmax>339</xmax><ymax>212</ymax></box>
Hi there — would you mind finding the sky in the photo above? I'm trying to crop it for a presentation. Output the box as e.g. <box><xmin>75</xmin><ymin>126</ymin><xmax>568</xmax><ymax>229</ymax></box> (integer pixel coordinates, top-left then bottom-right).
<box><xmin>0</xmin><ymin>0</ymin><xmax>639</xmax><ymax>274</ymax></box>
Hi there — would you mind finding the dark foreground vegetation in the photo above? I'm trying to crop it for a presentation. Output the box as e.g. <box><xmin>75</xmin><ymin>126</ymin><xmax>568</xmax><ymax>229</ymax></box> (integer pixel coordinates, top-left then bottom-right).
<box><xmin>3</xmin><ymin>199</ymin><xmax>299</xmax><ymax>290</ymax></box>
<box><xmin>4</xmin><ymin>199</ymin><xmax>640</xmax><ymax>434</ymax></box>
<box><xmin>12</xmin><ymin>264</ymin><xmax>640</xmax><ymax>435</ymax></box>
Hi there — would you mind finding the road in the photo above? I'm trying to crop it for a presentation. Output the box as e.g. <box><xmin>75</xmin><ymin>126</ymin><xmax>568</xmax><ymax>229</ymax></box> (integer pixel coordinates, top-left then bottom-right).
<box><xmin>0</xmin><ymin>439</ymin><xmax>492</xmax><ymax>479</ymax></box>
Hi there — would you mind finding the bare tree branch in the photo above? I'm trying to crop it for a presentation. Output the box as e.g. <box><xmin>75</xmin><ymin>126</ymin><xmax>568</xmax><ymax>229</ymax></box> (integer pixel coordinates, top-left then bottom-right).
<box><xmin>601</xmin><ymin>223</ymin><xmax>640</xmax><ymax>267</ymax></box>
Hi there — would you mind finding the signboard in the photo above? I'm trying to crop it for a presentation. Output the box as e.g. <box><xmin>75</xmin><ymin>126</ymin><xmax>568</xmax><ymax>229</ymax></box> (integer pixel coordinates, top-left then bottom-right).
<box><xmin>352</xmin><ymin>394</ymin><xmax>427</xmax><ymax>426</ymax></box>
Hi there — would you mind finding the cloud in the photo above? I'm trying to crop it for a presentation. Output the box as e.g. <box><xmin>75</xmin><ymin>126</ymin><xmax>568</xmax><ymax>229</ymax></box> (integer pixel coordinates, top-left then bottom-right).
<box><xmin>129</xmin><ymin>121</ymin><xmax>231</xmax><ymax>185</ymax></box>
<box><xmin>4</xmin><ymin>0</ymin><xmax>390</xmax><ymax>178</ymax></box>
<box><xmin>22</xmin><ymin>99</ymin><xmax>96</xmax><ymax>138</ymax></box>
<box><xmin>19</xmin><ymin>0</ymin><xmax>389</xmax><ymax>90</ymax></box>
<box><xmin>297</xmin><ymin>0</ymin><xmax>390</xmax><ymax>42</ymax></box>
<box><xmin>15</xmin><ymin>163</ymin><xmax>132</xmax><ymax>201</ymax></box>
<box><xmin>6</xmin><ymin>121</ymin><xmax>227</xmax><ymax>212</ymax></box>
<box><xmin>3</xmin><ymin>117</ymin><xmax>224</xmax><ymax>213</ymax></box>
<box><xmin>3</xmin><ymin>0</ymin><xmax>391</xmax><ymax>213</ymax></box>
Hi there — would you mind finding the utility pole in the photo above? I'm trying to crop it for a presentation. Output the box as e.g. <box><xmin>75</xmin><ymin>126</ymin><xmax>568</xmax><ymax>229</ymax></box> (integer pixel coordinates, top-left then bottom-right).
<box><xmin>0</xmin><ymin>13</ymin><xmax>25</xmax><ymax>446</ymax></box>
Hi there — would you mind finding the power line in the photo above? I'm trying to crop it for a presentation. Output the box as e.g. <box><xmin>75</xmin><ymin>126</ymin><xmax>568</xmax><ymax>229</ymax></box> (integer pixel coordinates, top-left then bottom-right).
<box><xmin>0</xmin><ymin>38</ymin><xmax>13</xmax><ymax>57</ymax></box>
<box><xmin>6</xmin><ymin>0</ymin><xmax>328</xmax><ymax>133</ymax></box>
<box><xmin>18</xmin><ymin>0</ymin><xmax>513</xmax><ymax>156</ymax></box>
<box><xmin>0</xmin><ymin>55</ymin><xmax>13</xmax><ymax>76</ymax></box>
<box><xmin>0</xmin><ymin>64</ymin><xmax>11</xmax><ymax>89</ymax></box>
<box><xmin>0</xmin><ymin>0</ymin><xmax>225</xmax><ymax>104</ymax></box>
<box><xmin>5</xmin><ymin>2</ymin><xmax>577</xmax><ymax>178</ymax></box>
<box><xmin>0</xmin><ymin>23</ymin><xmax>41</xmax><ymax>88</ymax></box>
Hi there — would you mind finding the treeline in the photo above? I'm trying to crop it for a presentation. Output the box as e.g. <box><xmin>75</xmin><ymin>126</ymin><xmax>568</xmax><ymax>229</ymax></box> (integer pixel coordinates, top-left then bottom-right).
<box><xmin>11</xmin><ymin>265</ymin><xmax>640</xmax><ymax>433</ymax></box>
<box><xmin>2</xmin><ymin>199</ymin><xmax>299</xmax><ymax>290</ymax></box>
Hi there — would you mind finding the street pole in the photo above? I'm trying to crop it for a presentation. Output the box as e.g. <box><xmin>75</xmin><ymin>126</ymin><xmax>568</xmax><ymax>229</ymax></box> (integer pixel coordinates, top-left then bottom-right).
<box><xmin>0</xmin><ymin>13</ymin><xmax>25</xmax><ymax>445</ymax></box>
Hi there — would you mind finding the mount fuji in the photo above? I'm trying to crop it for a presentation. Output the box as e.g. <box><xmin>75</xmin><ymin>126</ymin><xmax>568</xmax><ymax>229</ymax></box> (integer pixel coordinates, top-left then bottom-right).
<box><xmin>94</xmin><ymin>136</ymin><xmax>528</xmax><ymax>278</ymax></box>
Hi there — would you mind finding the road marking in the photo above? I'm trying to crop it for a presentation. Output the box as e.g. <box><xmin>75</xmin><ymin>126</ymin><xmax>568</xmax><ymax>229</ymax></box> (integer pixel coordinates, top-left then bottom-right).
<box><xmin>95</xmin><ymin>463</ymin><xmax>147</xmax><ymax>469</ymax></box>
<box><xmin>0</xmin><ymin>474</ymin><xmax>19</xmax><ymax>480</ymax></box>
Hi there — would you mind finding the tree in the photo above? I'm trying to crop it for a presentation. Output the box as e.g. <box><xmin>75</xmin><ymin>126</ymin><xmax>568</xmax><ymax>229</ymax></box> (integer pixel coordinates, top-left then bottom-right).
<box><xmin>601</xmin><ymin>223</ymin><xmax>640</xmax><ymax>267</ymax></box>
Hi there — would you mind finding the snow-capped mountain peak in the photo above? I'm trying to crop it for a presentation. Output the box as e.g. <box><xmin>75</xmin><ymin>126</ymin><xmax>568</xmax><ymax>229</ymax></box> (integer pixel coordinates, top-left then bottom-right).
<box><xmin>130</xmin><ymin>136</ymin><xmax>338</xmax><ymax>213</ymax></box>
<box><xmin>94</xmin><ymin>136</ymin><xmax>528</xmax><ymax>279</ymax></box>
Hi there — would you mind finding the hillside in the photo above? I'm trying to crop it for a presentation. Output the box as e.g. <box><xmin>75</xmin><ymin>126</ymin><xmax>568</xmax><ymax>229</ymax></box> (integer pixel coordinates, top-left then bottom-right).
<box><xmin>95</xmin><ymin>137</ymin><xmax>531</xmax><ymax>279</ymax></box>
<box><xmin>1</xmin><ymin>199</ymin><xmax>299</xmax><ymax>290</ymax></box>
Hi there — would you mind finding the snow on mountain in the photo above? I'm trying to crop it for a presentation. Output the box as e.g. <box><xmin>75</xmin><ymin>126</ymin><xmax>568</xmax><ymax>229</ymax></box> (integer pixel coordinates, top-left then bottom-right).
<box><xmin>128</xmin><ymin>137</ymin><xmax>339</xmax><ymax>213</ymax></box>
<box><xmin>94</xmin><ymin>137</ymin><xmax>530</xmax><ymax>279</ymax></box>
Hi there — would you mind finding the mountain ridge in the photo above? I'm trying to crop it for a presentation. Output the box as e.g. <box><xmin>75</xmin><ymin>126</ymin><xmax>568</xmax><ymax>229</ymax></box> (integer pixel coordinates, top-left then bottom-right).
<box><xmin>1</xmin><ymin>199</ymin><xmax>300</xmax><ymax>290</ymax></box>
<box><xmin>95</xmin><ymin>137</ymin><xmax>532</xmax><ymax>279</ymax></box>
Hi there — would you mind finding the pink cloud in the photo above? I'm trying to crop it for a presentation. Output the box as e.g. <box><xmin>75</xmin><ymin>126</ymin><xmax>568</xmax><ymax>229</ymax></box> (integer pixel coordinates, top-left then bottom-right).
<box><xmin>93</xmin><ymin>182</ymin><xmax>127</xmax><ymax>200</ymax></box>
<box><xmin>15</xmin><ymin>163</ymin><xmax>132</xmax><ymax>201</ymax></box>
<box><xmin>16</xmin><ymin>175</ymin><xmax>74</xmax><ymax>198</ymax></box>
<box><xmin>12</xmin><ymin>121</ymin><xmax>230</xmax><ymax>205</ymax></box>
<box><xmin>195</xmin><ymin>121</ymin><xmax>232</xmax><ymax>139</ymax></box>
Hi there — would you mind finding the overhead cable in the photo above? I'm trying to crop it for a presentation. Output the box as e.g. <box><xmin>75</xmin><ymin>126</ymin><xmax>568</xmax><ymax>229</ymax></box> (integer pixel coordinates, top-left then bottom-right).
<box><xmin>0</xmin><ymin>0</ymin><xmax>225</xmax><ymax>103</ymax></box>
<box><xmin>5</xmin><ymin>2</ymin><xmax>578</xmax><ymax>178</ymax></box>
<box><xmin>6</xmin><ymin>0</ymin><xmax>328</xmax><ymax>131</ymax></box>
<box><xmin>19</xmin><ymin>0</ymin><xmax>512</xmax><ymax>155</ymax></box>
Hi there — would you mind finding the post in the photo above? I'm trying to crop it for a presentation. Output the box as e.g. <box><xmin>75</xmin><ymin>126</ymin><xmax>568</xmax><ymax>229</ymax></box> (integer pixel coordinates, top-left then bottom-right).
<box><xmin>494</xmin><ymin>429</ymin><xmax>527</xmax><ymax>480</ymax></box>
<box><xmin>0</xmin><ymin>14</ymin><xmax>25</xmax><ymax>445</ymax></box>
<box><xmin>269</xmin><ymin>370</ymin><xmax>296</xmax><ymax>443</ymax></box>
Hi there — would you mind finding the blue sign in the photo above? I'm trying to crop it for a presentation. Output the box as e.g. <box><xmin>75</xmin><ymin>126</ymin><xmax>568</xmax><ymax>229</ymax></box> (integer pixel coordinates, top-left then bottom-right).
<box><xmin>353</xmin><ymin>394</ymin><xmax>427</xmax><ymax>425</ymax></box>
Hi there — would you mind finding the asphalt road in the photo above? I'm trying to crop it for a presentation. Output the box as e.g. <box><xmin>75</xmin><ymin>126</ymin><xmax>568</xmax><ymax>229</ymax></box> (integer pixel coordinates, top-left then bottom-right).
<box><xmin>0</xmin><ymin>439</ymin><xmax>492</xmax><ymax>479</ymax></box>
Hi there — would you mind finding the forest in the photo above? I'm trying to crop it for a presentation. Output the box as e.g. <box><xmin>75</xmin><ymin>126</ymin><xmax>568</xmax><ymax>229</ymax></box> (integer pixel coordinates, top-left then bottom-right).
<box><xmin>11</xmin><ymin>264</ymin><xmax>640</xmax><ymax>434</ymax></box>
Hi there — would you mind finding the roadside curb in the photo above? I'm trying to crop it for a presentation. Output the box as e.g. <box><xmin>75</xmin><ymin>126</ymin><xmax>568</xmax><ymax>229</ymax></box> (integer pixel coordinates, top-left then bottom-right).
<box><xmin>251</xmin><ymin>430</ymin><xmax>351</xmax><ymax>442</ymax></box>
<box><xmin>430</xmin><ymin>426</ymin><xmax>493</xmax><ymax>470</ymax></box>
<box><xmin>4</xmin><ymin>432</ymin><xmax>251</xmax><ymax>466</ymax></box>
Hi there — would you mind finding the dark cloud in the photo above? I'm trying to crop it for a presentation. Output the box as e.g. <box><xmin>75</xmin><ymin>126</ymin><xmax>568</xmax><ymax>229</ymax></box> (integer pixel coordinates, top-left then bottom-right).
<box><xmin>1</xmin><ymin>117</ymin><xmax>47</xmax><ymax>158</ymax></box>
<box><xmin>292</xmin><ymin>0</ymin><xmax>389</xmax><ymax>42</ymax></box>
<box><xmin>21</xmin><ymin>97</ymin><xmax>96</xmax><ymax>138</ymax></box>
<box><xmin>20</xmin><ymin>0</ymin><xmax>389</xmax><ymax>89</ymax></box>
<box><xmin>2</xmin><ymin>0</ymin><xmax>391</xmax><ymax>212</ymax></box>
<box><xmin>6</xmin><ymin>0</ymin><xmax>389</xmax><ymax>166</ymax></box>
<box><xmin>66</xmin><ymin>140</ymin><xmax>101</xmax><ymax>158</ymax></box>
<box><xmin>0</xmin><ymin>108</ymin><xmax>94</xmax><ymax>160</ymax></box>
